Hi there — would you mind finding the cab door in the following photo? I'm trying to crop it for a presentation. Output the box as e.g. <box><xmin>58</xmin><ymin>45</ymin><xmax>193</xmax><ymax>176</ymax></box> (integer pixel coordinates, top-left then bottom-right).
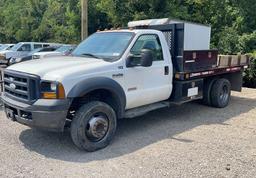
<box><xmin>124</xmin><ymin>34</ymin><xmax>172</xmax><ymax>109</ymax></box>
<box><xmin>16</xmin><ymin>44</ymin><xmax>32</xmax><ymax>58</ymax></box>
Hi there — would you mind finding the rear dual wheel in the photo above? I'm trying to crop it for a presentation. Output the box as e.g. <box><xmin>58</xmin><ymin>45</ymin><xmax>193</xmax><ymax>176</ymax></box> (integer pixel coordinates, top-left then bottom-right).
<box><xmin>203</xmin><ymin>78</ymin><xmax>231</xmax><ymax>108</ymax></box>
<box><xmin>210</xmin><ymin>79</ymin><xmax>231</xmax><ymax>108</ymax></box>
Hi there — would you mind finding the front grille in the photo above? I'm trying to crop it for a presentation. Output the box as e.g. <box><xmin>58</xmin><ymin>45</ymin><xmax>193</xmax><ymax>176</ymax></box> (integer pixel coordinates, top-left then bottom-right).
<box><xmin>4</xmin><ymin>70</ymin><xmax>40</xmax><ymax>103</ymax></box>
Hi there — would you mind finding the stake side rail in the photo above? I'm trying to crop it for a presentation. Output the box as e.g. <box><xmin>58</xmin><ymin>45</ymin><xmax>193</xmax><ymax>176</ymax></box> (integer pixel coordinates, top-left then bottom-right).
<box><xmin>174</xmin><ymin>65</ymin><xmax>249</xmax><ymax>81</ymax></box>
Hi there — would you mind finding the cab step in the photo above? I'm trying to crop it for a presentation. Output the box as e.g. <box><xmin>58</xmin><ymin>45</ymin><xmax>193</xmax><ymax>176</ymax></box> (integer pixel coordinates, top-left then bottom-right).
<box><xmin>124</xmin><ymin>101</ymin><xmax>170</xmax><ymax>119</ymax></box>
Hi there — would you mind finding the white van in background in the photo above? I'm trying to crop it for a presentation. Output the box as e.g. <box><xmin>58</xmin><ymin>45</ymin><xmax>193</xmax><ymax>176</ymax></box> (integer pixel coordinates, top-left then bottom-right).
<box><xmin>0</xmin><ymin>42</ymin><xmax>59</xmax><ymax>65</ymax></box>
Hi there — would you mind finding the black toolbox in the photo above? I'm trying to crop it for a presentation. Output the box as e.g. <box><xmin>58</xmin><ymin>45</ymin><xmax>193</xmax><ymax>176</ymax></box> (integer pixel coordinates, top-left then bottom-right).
<box><xmin>181</xmin><ymin>50</ymin><xmax>218</xmax><ymax>72</ymax></box>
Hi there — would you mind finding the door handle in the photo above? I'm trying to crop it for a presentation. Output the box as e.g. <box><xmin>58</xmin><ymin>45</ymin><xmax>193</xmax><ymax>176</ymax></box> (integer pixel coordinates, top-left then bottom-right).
<box><xmin>164</xmin><ymin>66</ymin><xmax>169</xmax><ymax>75</ymax></box>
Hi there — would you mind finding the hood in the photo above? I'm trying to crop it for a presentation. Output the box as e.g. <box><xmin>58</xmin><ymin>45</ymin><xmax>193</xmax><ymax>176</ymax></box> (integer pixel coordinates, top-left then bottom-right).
<box><xmin>34</xmin><ymin>51</ymin><xmax>61</xmax><ymax>56</ymax></box>
<box><xmin>0</xmin><ymin>50</ymin><xmax>12</xmax><ymax>54</ymax></box>
<box><xmin>7</xmin><ymin>56</ymin><xmax>111</xmax><ymax>80</ymax></box>
<box><xmin>0</xmin><ymin>50</ymin><xmax>17</xmax><ymax>59</ymax></box>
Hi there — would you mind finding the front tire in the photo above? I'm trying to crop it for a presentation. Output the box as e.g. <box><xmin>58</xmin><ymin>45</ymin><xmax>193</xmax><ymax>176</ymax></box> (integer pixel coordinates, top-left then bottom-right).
<box><xmin>210</xmin><ymin>79</ymin><xmax>231</xmax><ymax>108</ymax></box>
<box><xmin>71</xmin><ymin>101</ymin><xmax>117</xmax><ymax>152</ymax></box>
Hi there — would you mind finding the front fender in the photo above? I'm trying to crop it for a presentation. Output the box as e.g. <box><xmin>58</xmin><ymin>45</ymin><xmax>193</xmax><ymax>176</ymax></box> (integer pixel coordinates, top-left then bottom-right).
<box><xmin>67</xmin><ymin>77</ymin><xmax>126</xmax><ymax>118</ymax></box>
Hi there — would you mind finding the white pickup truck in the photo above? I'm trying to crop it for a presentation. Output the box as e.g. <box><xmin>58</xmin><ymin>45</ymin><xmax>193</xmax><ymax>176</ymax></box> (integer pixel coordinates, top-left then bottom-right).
<box><xmin>1</xmin><ymin>19</ymin><xmax>249</xmax><ymax>152</ymax></box>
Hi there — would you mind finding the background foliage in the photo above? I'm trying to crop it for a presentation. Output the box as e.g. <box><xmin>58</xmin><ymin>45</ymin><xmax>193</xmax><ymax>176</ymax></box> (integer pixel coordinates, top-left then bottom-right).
<box><xmin>244</xmin><ymin>53</ymin><xmax>256</xmax><ymax>88</ymax></box>
<box><xmin>0</xmin><ymin>0</ymin><xmax>255</xmax><ymax>86</ymax></box>
<box><xmin>0</xmin><ymin>0</ymin><xmax>255</xmax><ymax>54</ymax></box>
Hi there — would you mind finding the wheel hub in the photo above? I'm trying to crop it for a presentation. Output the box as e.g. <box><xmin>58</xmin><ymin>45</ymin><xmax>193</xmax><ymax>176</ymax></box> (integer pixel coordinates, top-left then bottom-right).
<box><xmin>86</xmin><ymin>115</ymin><xmax>109</xmax><ymax>141</ymax></box>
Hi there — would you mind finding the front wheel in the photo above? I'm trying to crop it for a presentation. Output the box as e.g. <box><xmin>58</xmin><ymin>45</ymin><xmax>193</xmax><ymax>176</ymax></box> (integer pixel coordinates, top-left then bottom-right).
<box><xmin>210</xmin><ymin>79</ymin><xmax>231</xmax><ymax>108</ymax></box>
<box><xmin>71</xmin><ymin>101</ymin><xmax>117</xmax><ymax>152</ymax></box>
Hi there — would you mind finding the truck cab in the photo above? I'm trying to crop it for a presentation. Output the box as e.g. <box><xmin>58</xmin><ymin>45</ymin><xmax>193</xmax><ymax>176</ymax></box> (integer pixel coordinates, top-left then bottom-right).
<box><xmin>1</xmin><ymin>19</ymin><xmax>249</xmax><ymax>152</ymax></box>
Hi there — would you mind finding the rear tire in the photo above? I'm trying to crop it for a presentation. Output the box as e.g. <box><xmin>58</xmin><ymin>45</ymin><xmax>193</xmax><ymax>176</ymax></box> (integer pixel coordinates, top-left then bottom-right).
<box><xmin>210</xmin><ymin>79</ymin><xmax>231</xmax><ymax>108</ymax></box>
<box><xmin>71</xmin><ymin>101</ymin><xmax>117</xmax><ymax>152</ymax></box>
<box><xmin>202</xmin><ymin>79</ymin><xmax>216</xmax><ymax>106</ymax></box>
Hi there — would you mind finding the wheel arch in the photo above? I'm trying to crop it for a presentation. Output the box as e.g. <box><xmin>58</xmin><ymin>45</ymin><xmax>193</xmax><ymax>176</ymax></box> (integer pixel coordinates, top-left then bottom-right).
<box><xmin>67</xmin><ymin>77</ymin><xmax>126</xmax><ymax>118</ymax></box>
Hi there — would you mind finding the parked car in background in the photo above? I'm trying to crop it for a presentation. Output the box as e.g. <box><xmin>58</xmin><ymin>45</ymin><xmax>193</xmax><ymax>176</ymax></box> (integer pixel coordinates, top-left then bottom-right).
<box><xmin>9</xmin><ymin>46</ymin><xmax>61</xmax><ymax>65</ymax></box>
<box><xmin>32</xmin><ymin>45</ymin><xmax>76</xmax><ymax>59</ymax></box>
<box><xmin>0</xmin><ymin>44</ymin><xmax>15</xmax><ymax>51</ymax></box>
<box><xmin>0</xmin><ymin>42</ymin><xmax>58</xmax><ymax>65</ymax></box>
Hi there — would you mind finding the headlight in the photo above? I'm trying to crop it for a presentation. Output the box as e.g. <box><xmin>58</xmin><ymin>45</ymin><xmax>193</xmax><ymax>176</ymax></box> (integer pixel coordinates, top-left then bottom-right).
<box><xmin>0</xmin><ymin>54</ymin><xmax>6</xmax><ymax>60</ymax></box>
<box><xmin>33</xmin><ymin>55</ymin><xmax>40</xmax><ymax>59</ymax></box>
<box><xmin>40</xmin><ymin>81</ymin><xmax>65</xmax><ymax>99</ymax></box>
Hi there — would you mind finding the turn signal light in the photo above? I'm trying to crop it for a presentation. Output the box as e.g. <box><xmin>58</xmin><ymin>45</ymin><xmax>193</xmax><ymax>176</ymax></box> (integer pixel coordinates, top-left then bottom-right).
<box><xmin>42</xmin><ymin>92</ymin><xmax>57</xmax><ymax>99</ymax></box>
<box><xmin>58</xmin><ymin>83</ymin><xmax>66</xmax><ymax>99</ymax></box>
<box><xmin>41</xmin><ymin>82</ymin><xmax>66</xmax><ymax>99</ymax></box>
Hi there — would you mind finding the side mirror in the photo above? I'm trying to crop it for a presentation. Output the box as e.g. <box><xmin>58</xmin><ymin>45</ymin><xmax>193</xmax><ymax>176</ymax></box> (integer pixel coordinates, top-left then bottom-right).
<box><xmin>126</xmin><ymin>49</ymin><xmax>153</xmax><ymax>68</ymax></box>
<box><xmin>140</xmin><ymin>49</ymin><xmax>153</xmax><ymax>67</ymax></box>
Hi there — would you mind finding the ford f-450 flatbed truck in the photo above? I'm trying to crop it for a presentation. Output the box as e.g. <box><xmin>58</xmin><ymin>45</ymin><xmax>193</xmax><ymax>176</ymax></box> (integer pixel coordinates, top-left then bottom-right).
<box><xmin>1</xmin><ymin>19</ymin><xmax>250</xmax><ymax>151</ymax></box>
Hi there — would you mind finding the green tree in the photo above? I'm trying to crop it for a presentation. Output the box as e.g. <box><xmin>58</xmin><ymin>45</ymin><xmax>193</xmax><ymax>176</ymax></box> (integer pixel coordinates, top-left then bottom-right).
<box><xmin>0</xmin><ymin>0</ymin><xmax>255</xmax><ymax>55</ymax></box>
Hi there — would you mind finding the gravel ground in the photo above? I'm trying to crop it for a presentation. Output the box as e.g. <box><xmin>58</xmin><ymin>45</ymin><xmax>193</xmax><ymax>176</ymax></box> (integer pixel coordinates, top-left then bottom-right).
<box><xmin>0</xmin><ymin>88</ymin><xmax>256</xmax><ymax>178</ymax></box>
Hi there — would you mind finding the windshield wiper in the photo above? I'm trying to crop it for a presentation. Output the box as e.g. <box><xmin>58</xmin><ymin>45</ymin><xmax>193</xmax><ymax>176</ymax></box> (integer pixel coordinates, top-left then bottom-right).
<box><xmin>80</xmin><ymin>53</ymin><xmax>100</xmax><ymax>59</ymax></box>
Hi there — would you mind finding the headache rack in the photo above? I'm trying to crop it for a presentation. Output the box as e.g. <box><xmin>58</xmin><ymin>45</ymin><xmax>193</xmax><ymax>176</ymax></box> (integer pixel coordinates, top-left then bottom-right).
<box><xmin>130</xmin><ymin>19</ymin><xmax>250</xmax><ymax>78</ymax></box>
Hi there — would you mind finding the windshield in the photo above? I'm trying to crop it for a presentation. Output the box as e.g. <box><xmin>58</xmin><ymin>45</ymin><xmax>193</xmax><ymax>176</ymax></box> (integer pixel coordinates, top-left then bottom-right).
<box><xmin>72</xmin><ymin>32</ymin><xmax>134</xmax><ymax>61</ymax></box>
<box><xmin>10</xmin><ymin>42</ymin><xmax>22</xmax><ymax>51</ymax></box>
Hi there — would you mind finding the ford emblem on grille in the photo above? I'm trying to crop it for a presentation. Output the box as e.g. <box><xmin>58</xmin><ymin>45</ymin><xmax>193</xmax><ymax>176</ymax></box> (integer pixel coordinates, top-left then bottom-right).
<box><xmin>10</xmin><ymin>83</ymin><xmax>16</xmax><ymax>90</ymax></box>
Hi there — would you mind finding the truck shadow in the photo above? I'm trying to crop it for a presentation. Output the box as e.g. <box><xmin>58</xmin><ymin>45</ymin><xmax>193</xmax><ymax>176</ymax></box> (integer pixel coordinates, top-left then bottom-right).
<box><xmin>19</xmin><ymin>94</ymin><xmax>256</xmax><ymax>163</ymax></box>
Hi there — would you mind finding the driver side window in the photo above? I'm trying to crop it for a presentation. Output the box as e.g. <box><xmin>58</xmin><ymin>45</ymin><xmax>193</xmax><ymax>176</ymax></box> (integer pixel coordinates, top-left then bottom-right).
<box><xmin>18</xmin><ymin>44</ymin><xmax>31</xmax><ymax>51</ymax></box>
<box><xmin>130</xmin><ymin>34</ymin><xmax>164</xmax><ymax>61</ymax></box>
